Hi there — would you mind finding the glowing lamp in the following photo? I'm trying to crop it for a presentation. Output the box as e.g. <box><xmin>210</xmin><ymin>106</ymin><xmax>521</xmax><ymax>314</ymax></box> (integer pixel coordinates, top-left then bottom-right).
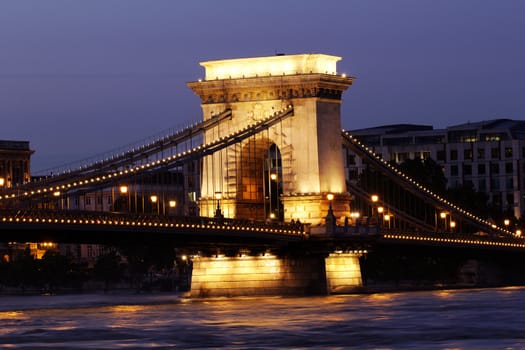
<box><xmin>150</xmin><ymin>195</ymin><xmax>158</xmax><ymax>203</ymax></box>
<box><xmin>371</xmin><ymin>194</ymin><xmax>379</xmax><ymax>203</ymax></box>
<box><xmin>169</xmin><ymin>200</ymin><xmax>177</xmax><ymax>208</ymax></box>
<box><xmin>119</xmin><ymin>185</ymin><xmax>128</xmax><ymax>194</ymax></box>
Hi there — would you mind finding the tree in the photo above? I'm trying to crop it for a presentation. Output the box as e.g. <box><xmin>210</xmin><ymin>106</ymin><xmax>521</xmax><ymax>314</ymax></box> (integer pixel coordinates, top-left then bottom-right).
<box><xmin>398</xmin><ymin>158</ymin><xmax>447</xmax><ymax>195</ymax></box>
<box><xmin>40</xmin><ymin>250</ymin><xmax>70</xmax><ymax>292</ymax></box>
<box><xmin>94</xmin><ymin>251</ymin><xmax>122</xmax><ymax>291</ymax></box>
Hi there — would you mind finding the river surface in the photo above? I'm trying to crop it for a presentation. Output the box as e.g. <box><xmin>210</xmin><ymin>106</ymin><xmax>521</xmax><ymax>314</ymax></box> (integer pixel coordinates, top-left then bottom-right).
<box><xmin>1</xmin><ymin>287</ymin><xmax>525</xmax><ymax>349</ymax></box>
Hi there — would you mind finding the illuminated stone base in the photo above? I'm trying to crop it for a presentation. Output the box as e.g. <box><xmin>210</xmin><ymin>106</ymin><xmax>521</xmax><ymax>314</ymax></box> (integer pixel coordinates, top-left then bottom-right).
<box><xmin>281</xmin><ymin>193</ymin><xmax>351</xmax><ymax>226</ymax></box>
<box><xmin>324</xmin><ymin>253</ymin><xmax>363</xmax><ymax>294</ymax></box>
<box><xmin>190</xmin><ymin>254</ymin><xmax>326</xmax><ymax>297</ymax></box>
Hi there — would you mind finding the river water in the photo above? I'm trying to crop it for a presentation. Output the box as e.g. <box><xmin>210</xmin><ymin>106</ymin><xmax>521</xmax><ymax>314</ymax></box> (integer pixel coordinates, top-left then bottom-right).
<box><xmin>1</xmin><ymin>287</ymin><xmax>525</xmax><ymax>349</ymax></box>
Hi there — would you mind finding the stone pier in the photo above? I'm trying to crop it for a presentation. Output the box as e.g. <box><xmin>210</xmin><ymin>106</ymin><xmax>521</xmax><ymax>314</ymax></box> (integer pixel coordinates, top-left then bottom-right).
<box><xmin>190</xmin><ymin>252</ymin><xmax>363</xmax><ymax>297</ymax></box>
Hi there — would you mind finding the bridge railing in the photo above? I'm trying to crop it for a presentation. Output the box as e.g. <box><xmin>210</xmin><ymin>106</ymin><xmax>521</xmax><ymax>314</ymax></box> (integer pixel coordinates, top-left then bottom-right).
<box><xmin>0</xmin><ymin>208</ymin><xmax>305</xmax><ymax>236</ymax></box>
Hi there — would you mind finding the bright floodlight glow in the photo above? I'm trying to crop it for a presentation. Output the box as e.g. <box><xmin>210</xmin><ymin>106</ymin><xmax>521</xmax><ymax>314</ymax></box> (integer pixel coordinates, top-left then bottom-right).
<box><xmin>327</xmin><ymin>193</ymin><xmax>334</xmax><ymax>201</ymax></box>
<box><xmin>200</xmin><ymin>54</ymin><xmax>341</xmax><ymax>80</ymax></box>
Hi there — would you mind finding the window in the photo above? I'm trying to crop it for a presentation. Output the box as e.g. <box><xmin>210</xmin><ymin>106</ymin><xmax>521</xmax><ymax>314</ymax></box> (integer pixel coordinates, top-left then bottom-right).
<box><xmin>450</xmin><ymin>149</ymin><xmax>458</xmax><ymax>161</ymax></box>
<box><xmin>347</xmin><ymin>154</ymin><xmax>356</xmax><ymax>165</ymax></box>
<box><xmin>478</xmin><ymin>179</ymin><xmax>486</xmax><ymax>191</ymax></box>
<box><xmin>491</xmin><ymin>179</ymin><xmax>500</xmax><ymax>190</ymax></box>
<box><xmin>478</xmin><ymin>164</ymin><xmax>486</xmax><ymax>175</ymax></box>
<box><xmin>505</xmin><ymin>147</ymin><xmax>513</xmax><ymax>158</ymax></box>
<box><xmin>464</xmin><ymin>149</ymin><xmax>473</xmax><ymax>160</ymax></box>
<box><xmin>396</xmin><ymin>152</ymin><xmax>408</xmax><ymax>162</ymax></box>
<box><xmin>97</xmin><ymin>196</ymin><xmax>102</xmax><ymax>205</ymax></box>
<box><xmin>463</xmin><ymin>164</ymin><xmax>472</xmax><ymax>176</ymax></box>
<box><xmin>505</xmin><ymin>162</ymin><xmax>513</xmax><ymax>174</ymax></box>
<box><xmin>477</xmin><ymin>148</ymin><xmax>485</xmax><ymax>159</ymax></box>
<box><xmin>490</xmin><ymin>163</ymin><xmax>499</xmax><ymax>175</ymax></box>
<box><xmin>437</xmin><ymin>150</ymin><xmax>445</xmax><ymax>161</ymax></box>
<box><xmin>506</xmin><ymin>193</ymin><xmax>514</xmax><ymax>208</ymax></box>
<box><xmin>451</xmin><ymin>165</ymin><xmax>458</xmax><ymax>176</ymax></box>
<box><xmin>87</xmin><ymin>245</ymin><xmax>93</xmax><ymax>258</ymax></box>
<box><xmin>85</xmin><ymin>197</ymin><xmax>91</xmax><ymax>205</ymax></box>
<box><xmin>506</xmin><ymin>177</ymin><xmax>514</xmax><ymax>190</ymax></box>
<box><xmin>491</xmin><ymin>147</ymin><xmax>500</xmax><ymax>159</ymax></box>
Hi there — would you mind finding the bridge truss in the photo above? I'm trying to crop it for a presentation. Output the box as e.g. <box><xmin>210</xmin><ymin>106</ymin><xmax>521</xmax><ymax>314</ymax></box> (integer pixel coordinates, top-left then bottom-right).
<box><xmin>0</xmin><ymin>105</ymin><xmax>524</xmax><ymax>251</ymax></box>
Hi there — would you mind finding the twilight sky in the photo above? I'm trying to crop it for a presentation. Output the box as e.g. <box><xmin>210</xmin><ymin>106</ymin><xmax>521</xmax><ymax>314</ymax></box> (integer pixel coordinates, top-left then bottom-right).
<box><xmin>1</xmin><ymin>1</ymin><xmax>524</xmax><ymax>171</ymax></box>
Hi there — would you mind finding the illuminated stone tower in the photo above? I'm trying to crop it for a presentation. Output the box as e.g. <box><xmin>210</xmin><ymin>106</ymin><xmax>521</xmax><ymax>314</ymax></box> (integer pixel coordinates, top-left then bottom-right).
<box><xmin>188</xmin><ymin>54</ymin><xmax>354</xmax><ymax>224</ymax></box>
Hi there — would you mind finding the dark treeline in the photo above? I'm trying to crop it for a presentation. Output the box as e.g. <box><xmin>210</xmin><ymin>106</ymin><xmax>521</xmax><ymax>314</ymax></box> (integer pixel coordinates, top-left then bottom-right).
<box><xmin>0</xmin><ymin>244</ymin><xmax>190</xmax><ymax>294</ymax></box>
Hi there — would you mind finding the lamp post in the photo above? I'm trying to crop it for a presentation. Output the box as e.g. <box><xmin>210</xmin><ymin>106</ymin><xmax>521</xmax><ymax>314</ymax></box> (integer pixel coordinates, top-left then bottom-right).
<box><xmin>440</xmin><ymin>211</ymin><xmax>447</xmax><ymax>232</ymax></box>
<box><xmin>169</xmin><ymin>200</ymin><xmax>176</xmax><ymax>216</ymax></box>
<box><xmin>325</xmin><ymin>193</ymin><xmax>336</xmax><ymax>234</ymax></box>
<box><xmin>150</xmin><ymin>195</ymin><xmax>158</xmax><ymax>214</ymax></box>
<box><xmin>120</xmin><ymin>185</ymin><xmax>130</xmax><ymax>212</ymax></box>
<box><xmin>214</xmin><ymin>192</ymin><xmax>223</xmax><ymax>219</ymax></box>
<box><xmin>384</xmin><ymin>214</ymin><xmax>391</xmax><ymax>229</ymax></box>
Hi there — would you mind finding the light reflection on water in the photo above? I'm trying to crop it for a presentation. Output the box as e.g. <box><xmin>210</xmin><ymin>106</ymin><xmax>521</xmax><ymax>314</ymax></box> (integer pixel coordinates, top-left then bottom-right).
<box><xmin>1</xmin><ymin>288</ymin><xmax>525</xmax><ymax>349</ymax></box>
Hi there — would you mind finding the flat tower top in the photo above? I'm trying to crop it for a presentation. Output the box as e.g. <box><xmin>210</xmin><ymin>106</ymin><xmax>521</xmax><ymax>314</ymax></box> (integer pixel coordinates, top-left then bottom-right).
<box><xmin>200</xmin><ymin>53</ymin><xmax>342</xmax><ymax>80</ymax></box>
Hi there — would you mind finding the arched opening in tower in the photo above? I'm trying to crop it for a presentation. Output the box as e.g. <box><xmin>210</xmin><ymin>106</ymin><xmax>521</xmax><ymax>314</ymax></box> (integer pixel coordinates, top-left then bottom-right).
<box><xmin>264</xmin><ymin>143</ymin><xmax>283</xmax><ymax>222</ymax></box>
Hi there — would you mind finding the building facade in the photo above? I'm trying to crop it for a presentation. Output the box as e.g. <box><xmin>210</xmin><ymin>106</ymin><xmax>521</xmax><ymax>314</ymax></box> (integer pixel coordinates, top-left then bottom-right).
<box><xmin>345</xmin><ymin>119</ymin><xmax>525</xmax><ymax>219</ymax></box>
<box><xmin>0</xmin><ymin>140</ymin><xmax>33</xmax><ymax>188</ymax></box>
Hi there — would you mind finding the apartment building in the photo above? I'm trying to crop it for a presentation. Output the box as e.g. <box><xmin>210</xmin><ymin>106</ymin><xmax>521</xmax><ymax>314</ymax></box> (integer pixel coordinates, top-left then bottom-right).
<box><xmin>345</xmin><ymin>119</ymin><xmax>525</xmax><ymax>218</ymax></box>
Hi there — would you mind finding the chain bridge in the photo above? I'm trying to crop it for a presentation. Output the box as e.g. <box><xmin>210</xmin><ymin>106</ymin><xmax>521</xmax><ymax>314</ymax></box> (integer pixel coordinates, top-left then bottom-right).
<box><xmin>1</xmin><ymin>54</ymin><xmax>524</xmax><ymax>296</ymax></box>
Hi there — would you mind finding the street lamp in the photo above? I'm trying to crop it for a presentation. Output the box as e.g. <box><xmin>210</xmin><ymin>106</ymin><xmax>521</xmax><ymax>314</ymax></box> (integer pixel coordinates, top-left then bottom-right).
<box><xmin>384</xmin><ymin>214</ymin><xmax>392</xmax><ymax>229</ymax></box>
<box><xmin>119</xmin><ymin>185</ymin><xmax>130</xmax><ymax>212</ymax></box>
<box><xmin>214</xmin><ymin>192</ymin><xmax>223</xmax><ymax>218</ymax></box>
<box><xmin>327</xmin><ymin>193</ymin><xmax>334</xmax><ymax>211</ymax></box>
<box><xmin>325</xmin><ymin>193</ymin><xmax>336</xmax><ymax>234</ymax></box>
<box><xmin>504</xmin><ymin>219</ymin><xmax>510</xmax><ymax>228</ymax></box>
<box><xmin>0</xmin><ymin>177</ymin><xmax>4</xmax><ymax>187</ymax></box>
<box><xmin>150</xmin><ymin>195</ymin><xmax>159</xmax><ymax>214</ymax></box>
<box><xmin>450</xmin><ymin>220</ymin><xmax>456</xmax><ymax>232</ymax></box>
<box><xmin>516</xmin><ymin>229</ymin><xmax>522</xmax><ymax>237</ymax></box>
<box><xmin>440</xmin><ymin>211</ymin><xmax>447</xmax><ymax>231</ymax></box>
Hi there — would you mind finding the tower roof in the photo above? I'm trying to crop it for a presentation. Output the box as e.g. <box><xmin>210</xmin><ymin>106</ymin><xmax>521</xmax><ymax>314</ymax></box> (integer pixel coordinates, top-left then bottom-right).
<box><xmin>200</xmin><ymin>53</ymin><xmax>342</xmax><ymax>80</ymax></box>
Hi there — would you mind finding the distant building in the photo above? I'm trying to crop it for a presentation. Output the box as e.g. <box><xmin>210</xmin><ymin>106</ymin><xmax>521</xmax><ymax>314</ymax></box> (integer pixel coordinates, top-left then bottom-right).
<box><xmin>0</xmin><ymin>140</ymin><xmax>33</xmax><ymax>187</ymax></box>
<box><xmin>345</xmin><ymin>119</ymin><xmax>525</xmax><ymax>219</ymax></box>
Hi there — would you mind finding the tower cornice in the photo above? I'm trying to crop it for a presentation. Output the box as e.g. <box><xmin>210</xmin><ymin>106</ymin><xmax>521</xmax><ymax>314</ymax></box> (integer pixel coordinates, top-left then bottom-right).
<box><xmin>188</xmin><ymin>74</ymin><xmax>354</xmax><ymax>104</ymax></box>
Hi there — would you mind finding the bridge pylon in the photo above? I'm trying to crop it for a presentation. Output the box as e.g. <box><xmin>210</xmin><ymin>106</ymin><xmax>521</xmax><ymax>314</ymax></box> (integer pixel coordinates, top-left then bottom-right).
<box><xmin>188</xmin><ymin>53</ymin><xmax>354</xmax><ymax>225</ymax></box>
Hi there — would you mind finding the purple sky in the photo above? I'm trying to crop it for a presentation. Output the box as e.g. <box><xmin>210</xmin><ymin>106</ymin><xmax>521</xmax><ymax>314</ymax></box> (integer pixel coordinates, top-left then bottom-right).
<box><xmin>1</xmin><ymin>1</ymin><xmax>524</xmax><ymax>171</ymax></box>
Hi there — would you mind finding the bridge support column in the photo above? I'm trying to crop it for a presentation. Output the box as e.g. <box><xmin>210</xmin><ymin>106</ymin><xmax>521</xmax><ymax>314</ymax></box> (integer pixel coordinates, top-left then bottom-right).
<box><xmin>324</xmin><ymin>253</ymin><xmax>363</xmax><ymax>294</ymax></box>
<box><xmin>190</xmin><ymin>254</ymin><xmax>326</xmax><ymax>297</ymax></box>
